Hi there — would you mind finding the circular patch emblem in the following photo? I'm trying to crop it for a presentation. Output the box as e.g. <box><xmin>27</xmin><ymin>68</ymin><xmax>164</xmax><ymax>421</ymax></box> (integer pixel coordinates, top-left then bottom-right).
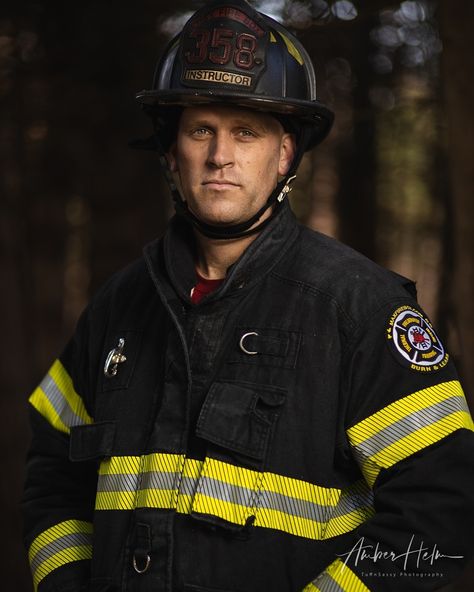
<box><xmin>386</xmin><ymin>305</ymin><xmax>449</xmax><ymax>372</ymax></box>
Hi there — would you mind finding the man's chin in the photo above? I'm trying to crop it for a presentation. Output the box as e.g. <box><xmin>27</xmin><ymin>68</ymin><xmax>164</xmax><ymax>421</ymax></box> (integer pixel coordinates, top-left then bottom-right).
<box><xmin>189</xmin><ymin>208</ymin><xmax>243</xmax><ymax>228</ymax></box>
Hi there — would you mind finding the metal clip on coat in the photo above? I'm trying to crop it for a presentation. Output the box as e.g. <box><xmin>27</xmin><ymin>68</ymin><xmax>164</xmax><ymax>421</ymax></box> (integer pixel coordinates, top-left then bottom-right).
<box><xmin>104</xmin><ymin>338</ymin><xmax>127</xmax><ymax>377</ymax></box>
<box><xmin>277</xmin><ymin>175</ymin><xmax>297</xmax><ymax>203</ymax></box>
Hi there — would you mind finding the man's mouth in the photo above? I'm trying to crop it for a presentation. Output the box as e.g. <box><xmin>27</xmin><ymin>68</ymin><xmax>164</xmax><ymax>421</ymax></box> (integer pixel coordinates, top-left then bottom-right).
<box><xmin>202</xmin><ymin>179</ymin><xmax>240</xmax><ymax>189</ymax></box>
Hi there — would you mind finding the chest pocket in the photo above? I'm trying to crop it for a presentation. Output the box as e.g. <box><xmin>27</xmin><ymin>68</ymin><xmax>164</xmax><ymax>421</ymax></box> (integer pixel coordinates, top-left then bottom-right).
<box><xmin>227</xmin><ymin>327</ymin><xmax>301</xmax><ymax>369</ymax></box>
<box><xmin>93</xmin><ymin>328</ymin><xmax>163</xmax><ymax>453</ymax></box>
<box><xmin>188</xmin><ymin>381</ymin><xmax>286</xmax><ymax>532</ymax></box>
<box><xmin>196</xmin><ymin>381</ymin><xmax>286</xmax><ymax>461</ymax></box>
<box><xmin>68</xmin><ymin>330</ymin><xmax>143</xmax><ymax>462</ymax></box>
<box><xmin>100</xmin><ymin>330</ymin><xmax>142</xmax><ymax>394</ymax></box>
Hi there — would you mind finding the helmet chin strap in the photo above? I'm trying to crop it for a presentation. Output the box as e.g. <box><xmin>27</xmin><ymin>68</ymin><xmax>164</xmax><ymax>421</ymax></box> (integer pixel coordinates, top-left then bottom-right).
<box><xmin>173</xmin><ymin>173</ymin><xmax>297</xmax><ymax>240</ymax></box>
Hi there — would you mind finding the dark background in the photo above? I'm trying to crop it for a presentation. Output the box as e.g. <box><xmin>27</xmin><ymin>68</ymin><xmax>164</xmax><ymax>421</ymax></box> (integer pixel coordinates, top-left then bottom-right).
<box><xmin>1</xmin><ymin>1</ymin><xmax>473</xmax><ymax>590</ymax></box>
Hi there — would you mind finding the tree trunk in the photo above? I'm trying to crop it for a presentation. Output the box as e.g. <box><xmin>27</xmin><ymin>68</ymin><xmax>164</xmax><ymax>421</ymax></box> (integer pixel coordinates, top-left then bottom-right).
<box><xmin>438</xmin><ymin>1</ymin><xmax>474</xmax><ymax>406</ymax></box>
<box><xmin>437</xmin><ymin>3</ymin><xmax>474</xmax><ymax>588</ymax></box>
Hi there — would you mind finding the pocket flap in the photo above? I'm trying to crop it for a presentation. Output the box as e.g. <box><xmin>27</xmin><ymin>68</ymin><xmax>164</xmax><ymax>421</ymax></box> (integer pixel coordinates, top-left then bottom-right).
<box><xmin>196</xmin><ymin>382</ymin><xmax>286</xmax><ymax>460</ymax></box>
<box><xmin>69</xmin><ymin>421</ymin><xmax>116</xmax><ymax>461</ymax></box>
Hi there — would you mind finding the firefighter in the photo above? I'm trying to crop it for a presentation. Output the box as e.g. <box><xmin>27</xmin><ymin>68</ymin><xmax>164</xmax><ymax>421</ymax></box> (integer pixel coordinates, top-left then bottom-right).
<box><xmin>23</xmin><ymin>1</ymin><xmax>474</xmax><ymax>591</ymax></box>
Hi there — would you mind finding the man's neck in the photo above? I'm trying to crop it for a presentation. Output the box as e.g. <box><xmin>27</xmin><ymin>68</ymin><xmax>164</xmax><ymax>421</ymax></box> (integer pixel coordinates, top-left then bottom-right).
<box><xmin>194</xmin><ymin>231</ymin><xmax>259</xmax><ymax>280</ymax></box>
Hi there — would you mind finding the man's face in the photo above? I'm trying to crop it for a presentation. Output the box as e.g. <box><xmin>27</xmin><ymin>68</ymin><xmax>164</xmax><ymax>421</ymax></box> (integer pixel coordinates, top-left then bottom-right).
<box><xmin>167</xmin><ymin>104</ymin><xmax>296</xmax><ymax>229</ymax></box>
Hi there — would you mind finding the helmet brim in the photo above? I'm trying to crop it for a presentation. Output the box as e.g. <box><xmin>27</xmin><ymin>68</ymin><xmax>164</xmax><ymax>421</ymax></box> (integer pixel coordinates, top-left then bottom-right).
<box><xmin>136</xmin><ymin>89</ymin><xmax>334</xmax><ymax>148</ymax></box>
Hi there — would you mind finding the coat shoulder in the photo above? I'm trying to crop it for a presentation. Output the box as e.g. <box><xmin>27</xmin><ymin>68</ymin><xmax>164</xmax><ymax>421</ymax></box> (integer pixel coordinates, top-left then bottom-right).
<box><xmin>277</xmin><ymin>225</ymin><xmax>417</xmax><ymax>323</ymax></box>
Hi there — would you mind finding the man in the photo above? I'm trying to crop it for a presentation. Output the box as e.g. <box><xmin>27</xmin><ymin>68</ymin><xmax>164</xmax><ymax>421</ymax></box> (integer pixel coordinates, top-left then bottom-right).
<box><xmin>22</xmin><ymin>1</ymin><xmax>474</xmax><ymax>591</ymax></box>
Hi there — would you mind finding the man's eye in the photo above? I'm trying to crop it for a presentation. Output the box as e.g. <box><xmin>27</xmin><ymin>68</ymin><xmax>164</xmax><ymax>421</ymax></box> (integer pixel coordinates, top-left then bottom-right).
<box><xmin>192</xmin><ymin>127</ymin><xmax>211</xmax><ymax>136</ymax></box>
<box><xmin>238</xmin><ymin>129</ymin><xmax>256</xmax><ymax>138</ymax></box>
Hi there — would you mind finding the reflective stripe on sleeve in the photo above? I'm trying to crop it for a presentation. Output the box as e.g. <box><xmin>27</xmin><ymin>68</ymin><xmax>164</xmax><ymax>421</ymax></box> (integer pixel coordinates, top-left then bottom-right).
<box><xmin>28</xmin><ymin>519</ymin><xmax>93</xmax><ymax>591</ymax></box>
<box><xmin>95</xmin><ymin>453</ymin><xmax>374</xmax><ymax>541</ymax></box>
<box><xmin>303</xmin><ymin>559</ymin><xmax>370</xmax><ymax>592</ymax></box>
<box><xmin>29</xmin><ymin>359</ymin><xmax>93</xmax><ymax>434</ymax></box>
<box><xmin>347</xmin><ymin>380</ymin><xmax>474</xmax><ymax>486</ymax></box>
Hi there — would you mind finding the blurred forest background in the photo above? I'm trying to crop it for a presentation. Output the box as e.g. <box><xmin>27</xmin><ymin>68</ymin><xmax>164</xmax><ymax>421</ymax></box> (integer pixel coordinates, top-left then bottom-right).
<box><xmin>1</xmin><ymin>0</ymin><xmax>473</xmax><ymax>590</ymax></box>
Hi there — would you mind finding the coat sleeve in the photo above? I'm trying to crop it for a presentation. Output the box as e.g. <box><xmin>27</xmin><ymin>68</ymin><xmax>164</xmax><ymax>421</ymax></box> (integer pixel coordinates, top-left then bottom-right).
<box><xmin>302</xmin><ymin>301</ymin><xmax>474</xmax><ymax>592</ymax></box>
<box><xmin>22</xmin><ymin>308</ymin><xmax>98</xmax><ymax>592</ymax></box>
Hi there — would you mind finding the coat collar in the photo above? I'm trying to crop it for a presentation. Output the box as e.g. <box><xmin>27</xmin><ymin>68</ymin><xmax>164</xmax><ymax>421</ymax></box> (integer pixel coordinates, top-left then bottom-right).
<box><xmin>143</xmin><ymin>201</ymin><xmax>300</xmax><ymax>305</ymax></box>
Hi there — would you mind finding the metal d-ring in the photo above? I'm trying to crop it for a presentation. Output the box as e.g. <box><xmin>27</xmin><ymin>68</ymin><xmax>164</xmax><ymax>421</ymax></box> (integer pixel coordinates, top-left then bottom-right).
<box><xmin>133</xmin><ymin>553</ymin><xmax>151</xmax><ymax>574</ymax></box>
<box><xmin>239</xmin><ymin>332</ymin><xmax>259</xmax><ymax>355</ymax></box>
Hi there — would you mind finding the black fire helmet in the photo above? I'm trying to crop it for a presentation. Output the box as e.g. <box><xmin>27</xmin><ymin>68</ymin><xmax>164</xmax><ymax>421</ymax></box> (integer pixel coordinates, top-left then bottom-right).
<box><xmin>135</xmin><ymin>0</ymin><xmax>334</xmax><ymax>239</ymax></box>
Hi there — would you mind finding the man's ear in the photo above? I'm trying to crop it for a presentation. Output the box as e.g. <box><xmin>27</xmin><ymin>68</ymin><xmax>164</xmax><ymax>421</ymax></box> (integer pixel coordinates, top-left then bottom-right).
<box><xmin>166</xmin><ymin>143</ymin><xmax>178</xmax><ymax>172</ymax></box>
<box><xmin>278</xmin><ymin>133</ymin><xmax>296</xmax><ymax>177</ymax></box>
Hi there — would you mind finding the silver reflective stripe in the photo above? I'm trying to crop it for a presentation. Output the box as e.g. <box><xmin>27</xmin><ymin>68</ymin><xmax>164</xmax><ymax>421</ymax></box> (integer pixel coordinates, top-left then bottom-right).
<box><xmin>40</xmin><ymin>373</ymin><xmax>84</xmax><ymax>428</ymax></box>
<box><xmin>259</xmin><ymin>488</ymin><xmax>328</xmax><ymax>522</ymax></box>
<box><xmin>30</xmin><ymin>531</ymin><xmax>92</xmax><ymax>574</ymax></box>
<box><xmin>313</xmin><ymin>574</ymin><xmax>346</xmax><ymax>592</ymax></box>
<box><xmin>97</xmin><ymin>470</ymin><xmax>196</xmax><ymax>498</ymax></box>
<box><xmin>180</xmin><ymin>474</ymin><xmax>201</xmax><ymax>497</ymax></box>
<box><xmin>29</xmin><ymin>360</ymin><xmax>92</xmax><ymax>436</ymax></box>
<box><xmin>140</xmin><ymin>470</ymin><xmax>179</xmax><ymax>491</ymax></box>
<box><xmin>94</xmin><ymin>455</ymin><xmax>375</xmax><ymax>541</ymax></box>
<box><xmin>350</xmin><ymin>446</ymin><xmax>367</xmax><ymax>467</ymax></box>
<box><xmin>355</xmin><ymin>395</ymin><xmax>468</xmax><ymax>458</ymax></box>
<box><xmin>198</xmin><ymin>475</ymin><xmax>255</xmax><ymax>507</ymax></box>
<box><xmin>97</xmin><ymin>472</ymin><xmax>140</xmax><ymax>493</ymax></box>
<box><xmin>332</xmin><ymin>481</ymin><xmax>374</xmax><ymax>519</ymax></box>
<box><xmin>97</xmin><ymin>467</ymin><xmax>373</xmax><ymax>522</ymax></box>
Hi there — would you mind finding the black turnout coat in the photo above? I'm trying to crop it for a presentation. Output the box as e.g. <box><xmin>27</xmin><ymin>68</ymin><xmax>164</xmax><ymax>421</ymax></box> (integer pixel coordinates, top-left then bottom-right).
<box><xmin>23</xmin><ymin>203</ymin><xmax>474</xmax><ymax>592</ymax></box>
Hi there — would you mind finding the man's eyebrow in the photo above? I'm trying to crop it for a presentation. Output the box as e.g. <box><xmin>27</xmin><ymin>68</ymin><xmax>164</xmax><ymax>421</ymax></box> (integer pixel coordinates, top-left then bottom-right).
<box><xmin>181</xmin><ymin>116</ymin><xmax>272</xmax><ymax>134</ymax></box>
<box><xmin>182</xmin><ymin>118</ymin><xmax>214</xmax><ymax>129</ymax></box>
<box><xmin>231</xmin><ymin>118</ymin><xmax>270</xmax><ymax>132</ymax></box>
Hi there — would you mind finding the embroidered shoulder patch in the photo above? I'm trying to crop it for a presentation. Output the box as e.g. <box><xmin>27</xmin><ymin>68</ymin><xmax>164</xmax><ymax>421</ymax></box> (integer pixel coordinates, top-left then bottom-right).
<box><xmin>386</xmin><ymin>305</ymin><xmax>449</xmax><ymax>372</ymax></box>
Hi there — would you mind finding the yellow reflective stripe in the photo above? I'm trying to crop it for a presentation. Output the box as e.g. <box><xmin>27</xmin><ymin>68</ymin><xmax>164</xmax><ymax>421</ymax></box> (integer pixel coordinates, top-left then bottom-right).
<box><xmin>97</xmin><ymin>454</ymin><xmax>186</xmax><ymax>510</ymax></box>
<box><xmin>29</xmin><ymin>359</ymin><xmax>93</xmax><ymax>434</ymax></box>
<box><xmin>137</xmin><ymin>488</ymin><xmax>177</xmax><ymax>509</ymax></box>
<box><xmin>95</xmin><ymin>454</ymin><xmax>374</xmax><ymax>541</ymax></box>
<box><xmin>305</xmin><ymin>559</ymin><xmax>370</xmax><ymax>592</ymax></box>
<box><xmin>99</xmin><ymin>455</ymin><xmax>142</xmax><ymax>475</ymax></box>
<box><xmin>29</xmin><ymin>387</ymin><xmax>69</xmax><ymax>434</ymax></box>
<box><xmin>277</xmin><ymin>32</ymin><xmax>304</xmax><ymax>65</ymax></box>
<box><xmin>371</xmin><ymin>410</ymin><xmax>473</xmax><ymax>468</ymax></box>
<box><xmin>191</xmin><ymin>457</ymin><xmax>261</xmax><ymax>525</ymax></box>
<box><xmin>140</xmin><ymin>452</ymin><xmax>184</xmax><ymax>509</ymax></box>
<box><xmin>324</xmin><ymin>480</ymin><xmax>375</xmax><ymax>539</ymax></box>
<box><xmin>255</xmin><ymin>470</ymin><xmax>347</xmax><ymax>539</ymax></box>
<box><xmin>182</xmin><ymin>457</ymin><xmax>201</xmax><ymax>479</ymax></box>
<box><xmin>347</xmin><ymin>381</ymin><xmax>474</xmax><ymax>485</ymax></box>
<box><xmin>29</xmin><ymin>520</ymin><xmax>92</xmax><ymax>557</ymax></box>
<box><xmin>49</xmin><ymin>360</ymin><xmax>92</xmax><ymax>424</ymax></box>
<box><xmin>142</xmin><ymin>451</ymin><xmax>184</xmax><ymax>474</ymax></box>
<box><xmin>193</xmin><ymin>492</ymin><xmax>249</xmax><ymax>525</ymax></box>
<box><xmin>96</xmin><ymin>455</ymin><xmax>142</xmax><ymax>510</ymax></box>
<box><xmin>33</xmin><ymin>546</ymin><xmax>92</xmax><ymax>591</ymax></box>
<box><xmin>28</xmin><ymin>520</ymin><xmax>92</xmax><ymax>590</ymax></box>
<box><xmin>203</xmin><ymin>457</ymin><xmax>262</xmax><ymax>490</ymax></box>
<box><xmin>95</xmin><ymin>489</ymin><xmax>136</xmax><ymax>510</ymax></box>
<box><xmin>263</xmin><ymin>471</ymin><xmax>339</xmax><ymax>506</ymax></box>
<box><xmin>348</xmin><ymin>381</ymin><xmax>466</xmax><ymax>443</ymax></box>
<box><xmin>325</xmin><ymin>505</ymin><xmax>375</xmax><ymax>539</ymax></box>
<box><xmin>327</xmin><ymin>559</ymin><xmax>370</xmax><ymax>591</ymax></box>
<box><xmin>176</xmin><ymin>457</ymin><xmax>202</xmax><ymax>514</ymax></box>
<box><xmin>356</xmin><ymin>458</ymin><xmax>381</xmax><ymax>489</ymax></box>
<box><xmin>332</xmin><ymin>559</ymin><xmax>369</xmax><ymax>591</ymax></box>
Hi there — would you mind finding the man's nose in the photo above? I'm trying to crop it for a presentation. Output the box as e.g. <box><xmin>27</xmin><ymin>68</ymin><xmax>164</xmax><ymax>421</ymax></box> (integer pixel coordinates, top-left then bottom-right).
<box><xmin>207</xmin><ymin>132</ymin><xmax>234</xmax><ymax>168</ymax></box>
